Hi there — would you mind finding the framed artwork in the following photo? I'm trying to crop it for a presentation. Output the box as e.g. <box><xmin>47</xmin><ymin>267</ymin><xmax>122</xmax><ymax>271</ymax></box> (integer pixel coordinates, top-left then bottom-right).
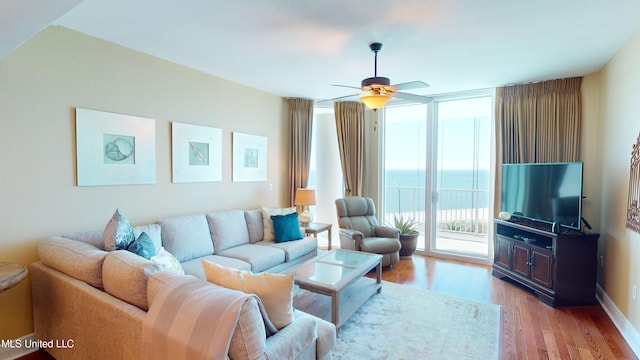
<box><xmin>627</xmin><ymin>131</ymin><xmax>640</xmax><ymax>233</ymax></box>
<box><xmin>75</xmin><ymin>108</ymin><xmax>156</xmax><ymax>186</ymax></box>
<box><xmin>232</xmin><ymin>132</ymin><xmax>267</xmax><ymax>182</ymax></box>
<box><xmin>172</xmin><ymin>122</ymin><xmax>222</xmax><ymax>183</ymax></box>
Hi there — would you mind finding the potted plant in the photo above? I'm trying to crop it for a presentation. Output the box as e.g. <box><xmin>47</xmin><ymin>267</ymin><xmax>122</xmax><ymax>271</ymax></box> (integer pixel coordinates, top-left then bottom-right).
<box><xmin>392</xmin><ymin>214</ymin><xmax>419</xmax><ymax>258</ymax></box>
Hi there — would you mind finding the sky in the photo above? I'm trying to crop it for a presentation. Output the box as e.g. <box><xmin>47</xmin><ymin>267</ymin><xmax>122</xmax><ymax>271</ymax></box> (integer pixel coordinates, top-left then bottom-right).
<box><xmin>384</xmin><ymin>96</ymin><xmax>492</xmax><ymax>171</ymax></box>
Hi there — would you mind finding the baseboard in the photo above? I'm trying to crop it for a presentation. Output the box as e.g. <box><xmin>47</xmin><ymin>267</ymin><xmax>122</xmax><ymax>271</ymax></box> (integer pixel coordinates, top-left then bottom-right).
<box><xmin>0</xmin><ymin>333</ymin><xmax>38</xmax><ymax>360</ymax></box>
<box><xmin>596</xmin><ymin>284</ymin><xmax>640</xmax><ymax>358</ymax></box>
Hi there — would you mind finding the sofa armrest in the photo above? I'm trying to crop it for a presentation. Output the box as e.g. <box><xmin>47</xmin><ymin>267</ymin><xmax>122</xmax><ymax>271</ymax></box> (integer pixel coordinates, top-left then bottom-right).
<box><xmin>265</xmin><ymin>315</ymin><xmax>317</xmax><ymax>360</ymax></box>
<box><xmin>295</xmin><ymin>310</ymin><xmax>336</xmax><ymax>360</ymax></box>
<box><xmin>375</xmin><ymin>225</ymin><xmax>400</xmax><ymax>239</ymax></box>
<box><xmin>338</xmin><ymin>228</ymin><xmax>364</xmax><ymax>250</ymax></box>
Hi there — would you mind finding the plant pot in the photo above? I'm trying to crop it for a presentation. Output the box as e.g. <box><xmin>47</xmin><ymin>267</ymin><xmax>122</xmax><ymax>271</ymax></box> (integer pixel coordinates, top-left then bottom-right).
<box><xmin>399</xmin><ymin>232</ymin><xmax>419</xmax><ymax>258</ymax></box>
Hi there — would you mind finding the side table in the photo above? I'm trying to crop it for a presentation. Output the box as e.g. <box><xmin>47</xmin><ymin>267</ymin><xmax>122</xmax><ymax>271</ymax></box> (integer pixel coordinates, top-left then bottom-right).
<box><xmin>0</xmin><ymin>262</ymin><xmax>28</xmax><ymax>293</ymax></box>
<box><xmin>301</xmin><ymin>222</ymin><xmax>333</xmax><ymax>250</ymax></box>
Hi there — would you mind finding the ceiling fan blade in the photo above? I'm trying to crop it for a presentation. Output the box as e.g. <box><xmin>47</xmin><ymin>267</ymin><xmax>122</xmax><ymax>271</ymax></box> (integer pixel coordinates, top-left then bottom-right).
<box><xmin>394</xmin><ymin>92</ymin><xmax>434</xmax><ymax>104</ymax></box>
<box><xmin>315</xmin><ymin>94</ymin><xmax>359</xmax><ymax>105</ymax></box>
<box><xmin>332</xmin><ymin>84</ymin><xmax>362</xmax><ymax>90</ymax></box>
<box><xmin>393</xmin><ymin>81</ymin><xmax>430</xmax><ymax>91</ymax></box>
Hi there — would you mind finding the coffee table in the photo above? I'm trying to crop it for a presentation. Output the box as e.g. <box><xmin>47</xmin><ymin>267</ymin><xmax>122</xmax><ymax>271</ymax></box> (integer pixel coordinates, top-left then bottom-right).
<box><xmin>287</xmin><ymin>249</ymin><xmax>382</xmax><ymax>330</ymax></box>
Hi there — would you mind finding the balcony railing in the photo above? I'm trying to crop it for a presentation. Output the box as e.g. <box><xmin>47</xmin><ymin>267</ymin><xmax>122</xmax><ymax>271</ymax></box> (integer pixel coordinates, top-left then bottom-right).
<box><xmin>384</xmin><ymin>186</ymin><xmax>489</xmax><ymax>236</ymax></box>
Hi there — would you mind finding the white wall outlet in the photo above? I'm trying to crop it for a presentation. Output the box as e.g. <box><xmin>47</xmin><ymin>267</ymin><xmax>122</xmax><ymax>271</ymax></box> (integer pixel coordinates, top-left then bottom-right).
<box><xmin>268</xmin><ymin>183</ymin><xmax>273</xmax><ymax>191</ymax></box>
<box><xmin>632</xmin><ymin>285</ymin><xmax>638</xmax><ymax>301</ymax></box>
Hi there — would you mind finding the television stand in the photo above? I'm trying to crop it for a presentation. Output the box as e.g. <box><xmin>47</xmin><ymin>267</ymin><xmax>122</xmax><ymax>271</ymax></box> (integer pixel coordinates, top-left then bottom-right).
<box><xmin>492</xmin><ymin>219</ymin><xmax>599</xmax><ymax>307</ymax></box>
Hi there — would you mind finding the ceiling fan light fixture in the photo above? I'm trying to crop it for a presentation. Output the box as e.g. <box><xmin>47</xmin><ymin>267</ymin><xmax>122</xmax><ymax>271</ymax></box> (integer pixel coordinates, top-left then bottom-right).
<box><xmin>361</xmin><ymin>76</ymin><xmax>391</xmax><ymax>89</ymax></box>
<box><xmin>360</xmin><ymin>77</ymin><xmax>393</xmax><ymax>109</ymax></box>
<box><xmin>359</xmin><ymin>92</ymin><xmax>391</xmax><ymax>110</ymax></box>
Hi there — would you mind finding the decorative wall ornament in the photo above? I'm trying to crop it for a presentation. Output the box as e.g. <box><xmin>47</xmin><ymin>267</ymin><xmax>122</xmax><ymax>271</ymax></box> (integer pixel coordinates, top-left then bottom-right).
<box><xmin>232</xmin><ymin>132</ymin><xmax>267</xmax><ymax>182</ymax></box>
<box><xmin>76</xmin><ymin>108</ymin><xmax>156</xmax><ymax>186</ymax></box>
<box><xmin>171</xmin><ymin>122</ymin><xmax>222</xmax><ymax>183</ymax></box>
<box><xmin>627</xmin><ymin>131</ymin><xmax>640</xmax><ymax>233</ymax></box>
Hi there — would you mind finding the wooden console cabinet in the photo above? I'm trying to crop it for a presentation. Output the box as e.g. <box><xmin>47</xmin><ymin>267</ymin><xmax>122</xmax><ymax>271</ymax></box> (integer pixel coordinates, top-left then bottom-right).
<box><xmin>492</xmin><ymin>219</ymin><xmax>599</xmax><ymax>307</ymax></box>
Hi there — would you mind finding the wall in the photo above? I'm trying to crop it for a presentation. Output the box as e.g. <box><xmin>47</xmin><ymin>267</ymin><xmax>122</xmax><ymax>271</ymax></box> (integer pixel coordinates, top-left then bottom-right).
<box><xmin>0</xmin><ymin>26</ymin><xmax>288</xmax><ymax>339</ymax></box>
<box><xmin>597</xmin><ymin>31</ymin><xmax>640</xmax><ymax>331</ymax></box>
<box><xmin>581</xmin><ymin>73</ymin><xmax>602</xmax><ymax>235</ymax></box>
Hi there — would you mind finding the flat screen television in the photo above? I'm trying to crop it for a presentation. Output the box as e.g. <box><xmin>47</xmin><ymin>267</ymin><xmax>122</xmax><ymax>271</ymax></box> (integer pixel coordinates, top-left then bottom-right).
<box><xmin>501</xmin><ymin>162</ymin><xmax>583</xmax><ymax>230</ymax></box>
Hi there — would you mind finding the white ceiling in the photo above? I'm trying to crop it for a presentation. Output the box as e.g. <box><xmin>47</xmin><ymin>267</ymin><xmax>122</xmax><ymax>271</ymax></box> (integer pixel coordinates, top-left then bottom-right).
<box><xmin>2</xmin><ymin>0</ymin><xmax>640</xmax><ymax>101</ymax></box>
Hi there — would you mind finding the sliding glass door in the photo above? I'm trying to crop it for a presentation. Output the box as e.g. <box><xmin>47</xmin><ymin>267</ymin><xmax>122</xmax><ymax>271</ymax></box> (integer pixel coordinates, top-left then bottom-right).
<box><xmin>382</xmin><ymin>91</ymin><xmax>493</xmax><ymax>261</ymax></box>
<box><xmin>431</xmin><ymin>96</ymin><xmax>492</xmax><ymax>259</ymax></box>
<box><xmin>382</xmin><ymin>105</ymin><xmax>428</xmax><ymax>250</ymax></box>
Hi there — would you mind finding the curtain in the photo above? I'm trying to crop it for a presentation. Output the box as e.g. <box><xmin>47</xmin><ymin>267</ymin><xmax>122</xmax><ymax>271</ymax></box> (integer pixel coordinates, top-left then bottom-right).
<box><xmin>494</xmin><ymin>77</ymin><xmax>582</xmax><ymax>216</ymax></box>
<box><xmin>334</xmin><ymin>101</ymin><xmax>365</xmax><ymax>197</ymax></box>
<box><xmin>288</xmin><ymin>98</ymin><xmax>314</xmax><ymax>206</ymax></box>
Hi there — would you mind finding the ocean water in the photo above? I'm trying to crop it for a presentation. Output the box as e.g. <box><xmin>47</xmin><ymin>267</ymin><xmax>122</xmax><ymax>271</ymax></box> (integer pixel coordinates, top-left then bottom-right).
<box><xmin>384</xmin><ymin>169</ymin><xmax>490</xmax><ymax>212</ymax></box>
<box><xmin>307</xmin><ymin>168</ymin><xmax>490</xmax><ymax>213</ymax></box>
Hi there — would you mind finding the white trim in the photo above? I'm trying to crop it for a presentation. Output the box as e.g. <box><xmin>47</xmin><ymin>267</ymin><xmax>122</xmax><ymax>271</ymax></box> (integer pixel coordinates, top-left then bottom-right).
<box><xmin>596</xmin><ymin>284</ymin><xmax>640</xmax><ymax>358</ymax></box>
<box><xmin>0</xmin><ymin>333</ymin><xmax>37</xmax><ymax>360</ymax></box>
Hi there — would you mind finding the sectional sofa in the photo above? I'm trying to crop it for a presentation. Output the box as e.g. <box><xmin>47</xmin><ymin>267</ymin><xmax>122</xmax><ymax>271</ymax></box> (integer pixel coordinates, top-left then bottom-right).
<box><xmin>30</xmin><ymin>208</ymin><xmax>336</xmax><ymax>359</ymax></box>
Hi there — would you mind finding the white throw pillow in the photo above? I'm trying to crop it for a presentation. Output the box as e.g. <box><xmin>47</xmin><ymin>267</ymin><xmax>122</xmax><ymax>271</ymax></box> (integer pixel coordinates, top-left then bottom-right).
<box><xmin>261</xmin><ymin>207</ymin><xmax>296</xmax><ymax>242</ymax></box>
<box><xmin>150</xmin><ymin>247</ymin><xmax>185</xmax><ymax>275</ymax></box>
<box><xmin>201</xmin><ymin>259</ymin><xmax>294</xmax><ymax>330</ymax></box>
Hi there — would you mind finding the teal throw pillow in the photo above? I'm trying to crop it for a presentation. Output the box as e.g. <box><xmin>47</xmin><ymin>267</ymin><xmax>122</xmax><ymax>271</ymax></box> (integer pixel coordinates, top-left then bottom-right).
<box><xmin>271</xmin><ymin>212</ymin><xmax>303</xmax><ymax>243</ymax></box>
<box><xmin>127</xmin><ymin>232</ymin><xmax>157</xmax><ymax>259</ymax></box>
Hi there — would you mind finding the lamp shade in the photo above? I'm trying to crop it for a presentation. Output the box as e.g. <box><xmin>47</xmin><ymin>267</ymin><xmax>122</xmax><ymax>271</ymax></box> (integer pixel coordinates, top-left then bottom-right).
<box><xmin>360</xmin><ymin>93</ymin><xmax>391</xmax><ymax>110</ymax></box>
<box><xmin>294</xmin><ymin>188</ymin><xmax>316</xmax><ymax>206</ymax></box>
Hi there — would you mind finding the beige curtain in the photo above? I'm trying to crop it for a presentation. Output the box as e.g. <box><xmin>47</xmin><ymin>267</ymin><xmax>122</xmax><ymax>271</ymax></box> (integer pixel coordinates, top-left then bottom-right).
<box><xmin>494</xmin><ymin>77</ymin><xmax>582</xmax><ymax>216</ymax></box>
<box><xmin>288</xmin><ymin>98</ymin><xmax>314</xmax><ymax>206</ymax></box>
<box><xmin>334</xmin><ymin>101</ymin><xmax>365</xmax><ymax>197</ymax></box>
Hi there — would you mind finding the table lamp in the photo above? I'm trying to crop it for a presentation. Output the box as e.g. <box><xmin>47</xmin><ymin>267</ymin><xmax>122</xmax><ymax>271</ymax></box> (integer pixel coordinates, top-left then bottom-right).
<box><xmin>295</xmin><ymin>188</ymin><xmax>316</xmax><ymax>224</ymax></box>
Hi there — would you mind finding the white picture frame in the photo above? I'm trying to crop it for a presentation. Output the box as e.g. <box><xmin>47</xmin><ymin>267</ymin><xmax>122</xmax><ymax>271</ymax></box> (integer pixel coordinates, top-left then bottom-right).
<box><xmin>75</xmin><ymin>108</ymin><xmax>156</xmax><ymax>186</ymax></box>
<box><xmin>232</xmin><ymin>132</ymin><xmax>267</xmax><ymax>182</ymax></box>
<box><xmin>172</xmin><ymin>122</ymin><xmax>222</xmax><ymax>183</ymax></box>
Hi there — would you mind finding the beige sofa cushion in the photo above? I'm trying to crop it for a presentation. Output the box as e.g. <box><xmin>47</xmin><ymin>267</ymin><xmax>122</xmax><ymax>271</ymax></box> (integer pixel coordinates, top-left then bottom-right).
<box><xmin>244</xmin><ymin>209</ymin><xmax>264</xmax><ymax>243</ymax></box>
<box><xmin>38</xmin><ymin>237</ymin><xmax>107</xmax><ymax>288</ymax></box>
<box><xmin>202</xmin><ymin>259</ymin><xmax>294</xmax><ymax>330</ymax></box>
<box><xmin>103</xmin><ymin>250</ymin><xmax>161</xmax><ymax>310</ymax></box>
<box><xmin>157</xmin><ymin>214</ymin><xmax>213</xmax><ymax>262</ymax></box>
<box><xmin>216</xmin><ymin>244</ymin><xmax>285</xmax><ymax>272</ymax></box>
<box><xmin>207</xmin><ymin>210</ymin><xmax>250</xmax><ymax>252</ymax></box>
<box><xmin>63</xmin><ymin>230</ymin><xmax>105</xmax><ymax>249</ymax></box>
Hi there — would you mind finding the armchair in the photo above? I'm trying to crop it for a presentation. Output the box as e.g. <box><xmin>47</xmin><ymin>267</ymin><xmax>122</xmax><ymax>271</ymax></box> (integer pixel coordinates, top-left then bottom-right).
<box><xmin>335</xmin><ymin>197</ymin><xmax>401</xmax><ymax>267</ymax></box>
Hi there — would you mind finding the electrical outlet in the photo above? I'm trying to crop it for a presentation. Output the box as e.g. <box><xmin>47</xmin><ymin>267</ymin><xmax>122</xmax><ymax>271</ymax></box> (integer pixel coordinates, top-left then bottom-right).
<box><xmin>600</xmin><ymin>255</ymin><xmax>604</xmax><ymax>268</ymax></box>
<box><xmin>633</xmin><ymin>285</ymin><xmax>638</xmax><ymax>301</ymax></box>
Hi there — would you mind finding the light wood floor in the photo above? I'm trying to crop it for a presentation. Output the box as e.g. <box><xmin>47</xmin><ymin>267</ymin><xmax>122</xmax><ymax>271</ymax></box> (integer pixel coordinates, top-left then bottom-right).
<box><xmin>367</xmin><ymin>255</ymin><xmax>637</xmax><ymax>360</ymax></box>
<box><xmin>21</xmin><ymin>254</ymin><xmax>638</xmax><ymax>360</ymax></box>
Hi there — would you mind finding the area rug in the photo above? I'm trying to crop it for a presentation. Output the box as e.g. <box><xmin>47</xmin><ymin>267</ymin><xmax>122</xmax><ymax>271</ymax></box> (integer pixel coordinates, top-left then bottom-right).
<box><xmin>297</xmin><ymin>281</ymin><xmax>501</xmax><ymax>360</ymax></box>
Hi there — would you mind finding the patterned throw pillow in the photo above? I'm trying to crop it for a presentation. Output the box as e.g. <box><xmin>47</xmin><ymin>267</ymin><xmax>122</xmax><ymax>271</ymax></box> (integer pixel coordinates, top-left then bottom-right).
<box><xmin>127</xmin><ymin>232</ymin><xmax>156</xmax><ymax>259</ymax></box>
<box><xmin>271</xmin><ymin>212</ymin><xmax>303</xmax><ymax>243</ymax></box>
<box><xmin>103</xmin><ymin>209</ymin><xmax>135</xmax><ymax>251</ymax></box>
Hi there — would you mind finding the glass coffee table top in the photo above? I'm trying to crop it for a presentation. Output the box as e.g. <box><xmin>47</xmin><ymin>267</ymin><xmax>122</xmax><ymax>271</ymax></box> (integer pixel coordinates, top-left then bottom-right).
<box><xmin>290</xmin><ymin>249</ymin><xmax>380</xmax><ymax>286</ymax></box>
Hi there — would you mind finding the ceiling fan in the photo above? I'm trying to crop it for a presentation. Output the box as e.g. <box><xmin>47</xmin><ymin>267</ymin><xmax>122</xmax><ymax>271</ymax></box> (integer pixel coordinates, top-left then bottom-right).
<box><xmin>326</xmin><ymin>42</ymin><xmax>433</xmax><ymax>110</ymax></box>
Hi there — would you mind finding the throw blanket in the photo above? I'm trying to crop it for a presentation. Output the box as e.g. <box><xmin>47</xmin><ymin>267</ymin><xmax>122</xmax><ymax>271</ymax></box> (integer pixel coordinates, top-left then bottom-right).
<box><xmin>142</xmin><ymin>276</ymin><xmax>277</xmax><ymax>360</ymax></box>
